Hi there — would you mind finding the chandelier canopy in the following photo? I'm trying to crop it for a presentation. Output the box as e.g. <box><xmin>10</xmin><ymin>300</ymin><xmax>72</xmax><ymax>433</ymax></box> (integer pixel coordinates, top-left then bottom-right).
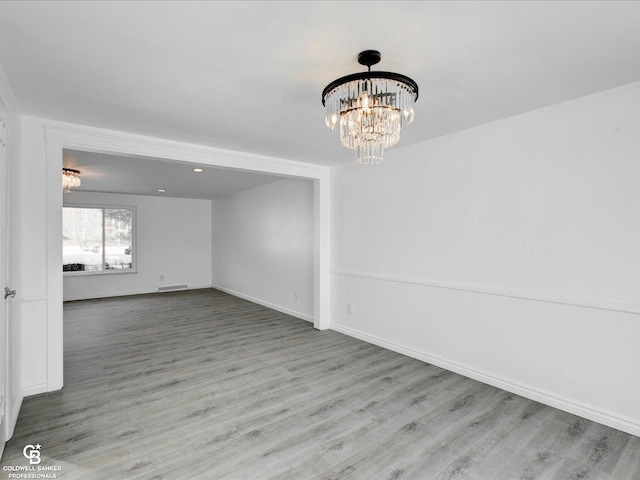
<box><xmin>322</xmin><ymin>50</ymin><xmax>418</xmax><ymax>165</ymax></box>
<box><xmin>62</xmin><ymin>168</ymin><xmax>81</xmax><ymax>193</ymax></box>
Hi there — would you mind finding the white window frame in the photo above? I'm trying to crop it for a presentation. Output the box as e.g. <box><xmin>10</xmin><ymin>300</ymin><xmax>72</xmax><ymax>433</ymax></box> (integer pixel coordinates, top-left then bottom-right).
<box><xmin>63</xmin><ymin>204</ymin><xmax>137</xmax><ymax>276</ymax></box>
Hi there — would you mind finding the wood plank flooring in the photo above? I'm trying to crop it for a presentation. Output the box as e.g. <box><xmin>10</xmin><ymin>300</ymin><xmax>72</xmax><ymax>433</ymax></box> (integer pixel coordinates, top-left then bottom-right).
<box><xmin>1</xmin><ymin>288</ymin><xmax>639</xmax><ymax>479</ymax></box>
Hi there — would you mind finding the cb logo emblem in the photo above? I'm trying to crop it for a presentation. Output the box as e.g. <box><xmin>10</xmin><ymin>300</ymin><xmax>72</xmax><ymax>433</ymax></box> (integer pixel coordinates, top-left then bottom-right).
<box><xmin>23</xmin><ymin>444</ymin><xmax>42</xmax><ymax>465</ymax></box>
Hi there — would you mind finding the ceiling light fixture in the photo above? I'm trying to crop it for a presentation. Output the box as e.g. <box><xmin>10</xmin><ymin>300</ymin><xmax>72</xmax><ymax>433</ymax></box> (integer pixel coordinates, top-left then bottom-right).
<box><xmin>322</xmin><ymin>50</ymin><xmax>418</xmax><ymax>165</ymax></box>
<box><xmin>62</xmin><ymin>168</ymin><xmax>81</xmax><ymax>193</ymax></box>
<box><xmin>192</xmin><ymin>168</ymin><xmax>204</xmax><ymax>173</ymax></box>
<box><xmin>157</xmin><ymin>189</ymin><xmax>166</xmax><ymax>193</ymax></box>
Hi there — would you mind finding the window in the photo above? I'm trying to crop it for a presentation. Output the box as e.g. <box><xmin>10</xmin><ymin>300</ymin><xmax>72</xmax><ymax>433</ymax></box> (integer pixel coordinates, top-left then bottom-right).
<box><xmin>63</xmin><ymin>206</ymin><xmax>135</xmax><ymax>274</ymax></box>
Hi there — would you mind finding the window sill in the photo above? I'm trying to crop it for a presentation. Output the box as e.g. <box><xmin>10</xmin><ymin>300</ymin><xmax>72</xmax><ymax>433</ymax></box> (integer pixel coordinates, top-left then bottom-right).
<box><xmin>63</xmin><ymin>269</ymin><xmax>138</xmax><ymax>277</ymax></box>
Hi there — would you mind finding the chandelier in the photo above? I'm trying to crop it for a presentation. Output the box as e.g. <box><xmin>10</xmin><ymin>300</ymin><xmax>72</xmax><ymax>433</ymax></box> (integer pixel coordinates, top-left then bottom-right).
<box><xmin>322</xmin><ymin>50</ymin><xmax>418</xmax><ymax>165</ymax></box>
<box><xmin>62</xmin><ymin>168</ymin><xmax>81</xmax><ymax>193</ymax></box>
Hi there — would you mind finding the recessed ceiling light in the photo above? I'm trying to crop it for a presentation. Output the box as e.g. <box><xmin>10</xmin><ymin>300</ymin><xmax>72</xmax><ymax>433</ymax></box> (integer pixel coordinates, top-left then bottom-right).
<box><xmin>157</xmin><ymin>189</ymin><xmax>166</xmax><ymax>192</ymax></box>
<box><xmin>192</xmin><ymin>168</ymin><xmax>204</xmax><ymax>173</ymax></box>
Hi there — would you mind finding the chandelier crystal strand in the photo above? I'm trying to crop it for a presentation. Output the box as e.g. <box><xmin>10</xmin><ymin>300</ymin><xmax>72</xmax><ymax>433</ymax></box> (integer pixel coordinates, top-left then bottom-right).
<box><xmin>62</xmin><ymin>168</ymin><xmax>81</xmax><ymax>193</ymax></box>
<box><xmin>323</xmin><ymin>54</ymin><xmax>417</xmax><ymax>165</ymax></box>
<box><xmin>328</xmin><ymin>78</ymin><xmax>412</xmax><ymax>162</ymax></box>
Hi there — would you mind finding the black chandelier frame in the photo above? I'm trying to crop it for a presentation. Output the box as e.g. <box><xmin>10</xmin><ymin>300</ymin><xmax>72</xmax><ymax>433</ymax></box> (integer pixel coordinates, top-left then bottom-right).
<box><xmin>321</xmin><ymin>50</ymin><xmax>419</xmax><ymax>106</ymax></box>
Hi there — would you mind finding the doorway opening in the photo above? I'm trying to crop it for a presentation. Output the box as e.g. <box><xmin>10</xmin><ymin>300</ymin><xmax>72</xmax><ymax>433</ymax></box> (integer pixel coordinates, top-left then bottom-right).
<box><xmin>45</xmin><ymin>125</ymin><xmax>329</xmax><ymax>391</ymax></box>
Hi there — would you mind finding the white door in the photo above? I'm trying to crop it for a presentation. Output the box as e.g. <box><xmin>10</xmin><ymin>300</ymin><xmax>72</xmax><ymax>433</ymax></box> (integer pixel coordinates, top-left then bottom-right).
<box><xmin>0</xmin><ymin>101</ymin><xmax>14</xmax><ymax>453</ymax></box>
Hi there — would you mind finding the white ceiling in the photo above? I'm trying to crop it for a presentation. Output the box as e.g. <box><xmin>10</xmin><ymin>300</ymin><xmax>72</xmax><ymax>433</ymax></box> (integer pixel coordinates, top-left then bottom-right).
<box><xmin>63</xmin><ymin>149</ymin><xmax>286</xmax><ymax>199</ymax></box>
<box><xmin>2</xmin><ymin>1</ymin><xmax>640</xmax><ymax>166</ymax></box>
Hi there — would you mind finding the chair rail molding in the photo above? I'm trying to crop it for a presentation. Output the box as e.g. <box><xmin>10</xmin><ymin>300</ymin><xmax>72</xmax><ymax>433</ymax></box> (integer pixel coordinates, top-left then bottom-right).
<box><xmin>330</xmin><ymin>269</ymin><xmax>640</xmax><ymax>315</ymax></box>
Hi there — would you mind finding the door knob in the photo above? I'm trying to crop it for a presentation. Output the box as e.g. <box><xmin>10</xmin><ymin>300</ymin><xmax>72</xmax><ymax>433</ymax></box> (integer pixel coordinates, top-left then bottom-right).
<box><xmin>4</xmin><ymin>287</ymin><xmax>16</xmax><ymax>299</ymax></box>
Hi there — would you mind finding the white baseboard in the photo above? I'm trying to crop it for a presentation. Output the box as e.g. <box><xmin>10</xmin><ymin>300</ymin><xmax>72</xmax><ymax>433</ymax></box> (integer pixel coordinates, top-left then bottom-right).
<box><xmin>331</xmin><ymin>322</ymin><xmax>640</xmax><ymax>437</ymax></box>
<box><xmin>22</xmin><ymin>382</ymin><xmax>49</xmax><ymax>397</ymax></box>
<box><xmin>212</xmin><ymin>285</ymin><xmax>313</xmax><ymax>323</ymax></box>
<box><xmin>63</xmin><ymin>284</ymin><xmax>212</xmax><ymax>302</ymax></box>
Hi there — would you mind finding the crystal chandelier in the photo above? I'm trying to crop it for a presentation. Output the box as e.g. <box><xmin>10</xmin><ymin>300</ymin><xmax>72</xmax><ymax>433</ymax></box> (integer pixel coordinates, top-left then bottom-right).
<box><xmin>62</xmin><ymin>168</ymin><xmax>81</xmax><ymax>193</ymax></box>
<box><xmin>322</xmin><ymin>50</ymin><xmax>418</xmax><ymax>165</ymax></box>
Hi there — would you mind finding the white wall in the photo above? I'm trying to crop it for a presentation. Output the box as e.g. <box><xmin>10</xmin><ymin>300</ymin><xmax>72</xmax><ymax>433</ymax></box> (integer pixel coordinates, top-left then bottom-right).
<box><xmin>212</xmin><ymin>178</ymin><xmax>314</xmax><ymax>321</ymax></box>
<box><xmin>330</xmin><ymin>81</ymin><xmax>640</xmax><ymax>436</ymax></box>
<box><xmin>63</xmin><ymin>191</ymin><xmax>212</xmax><ymax>301</ymax></box>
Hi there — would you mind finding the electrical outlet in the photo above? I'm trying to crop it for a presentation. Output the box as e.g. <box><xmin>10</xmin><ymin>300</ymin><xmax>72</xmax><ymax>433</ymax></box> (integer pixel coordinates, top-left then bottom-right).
<box><xmin>346</xmin><ymin>304</ymin><xmax>352</xmax><ymax>315</ymax></box>
<box><xmin>160</xmin><ymin>274</ymin><xmax>165</xmax><ymax>281</ymax></box>
<box><xmin>294</xmin><ymin>292</ymin><xmax>298</xmax><ymax>302</ymax></box>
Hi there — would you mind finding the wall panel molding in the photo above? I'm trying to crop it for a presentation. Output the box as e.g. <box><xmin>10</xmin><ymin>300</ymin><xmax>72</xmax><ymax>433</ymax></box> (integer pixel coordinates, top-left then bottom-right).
<box><xmin>331</xmin><ymin>269</ymin><xmax>640</xmax><ymax>315</ymax></box>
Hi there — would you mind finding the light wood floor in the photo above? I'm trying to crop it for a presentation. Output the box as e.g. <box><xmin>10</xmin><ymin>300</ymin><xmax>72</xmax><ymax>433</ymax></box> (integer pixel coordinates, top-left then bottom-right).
<box><xmin>1</xmin><ymin>289</ymin><xmax>639</xmax><ymax>479</ymax></box>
